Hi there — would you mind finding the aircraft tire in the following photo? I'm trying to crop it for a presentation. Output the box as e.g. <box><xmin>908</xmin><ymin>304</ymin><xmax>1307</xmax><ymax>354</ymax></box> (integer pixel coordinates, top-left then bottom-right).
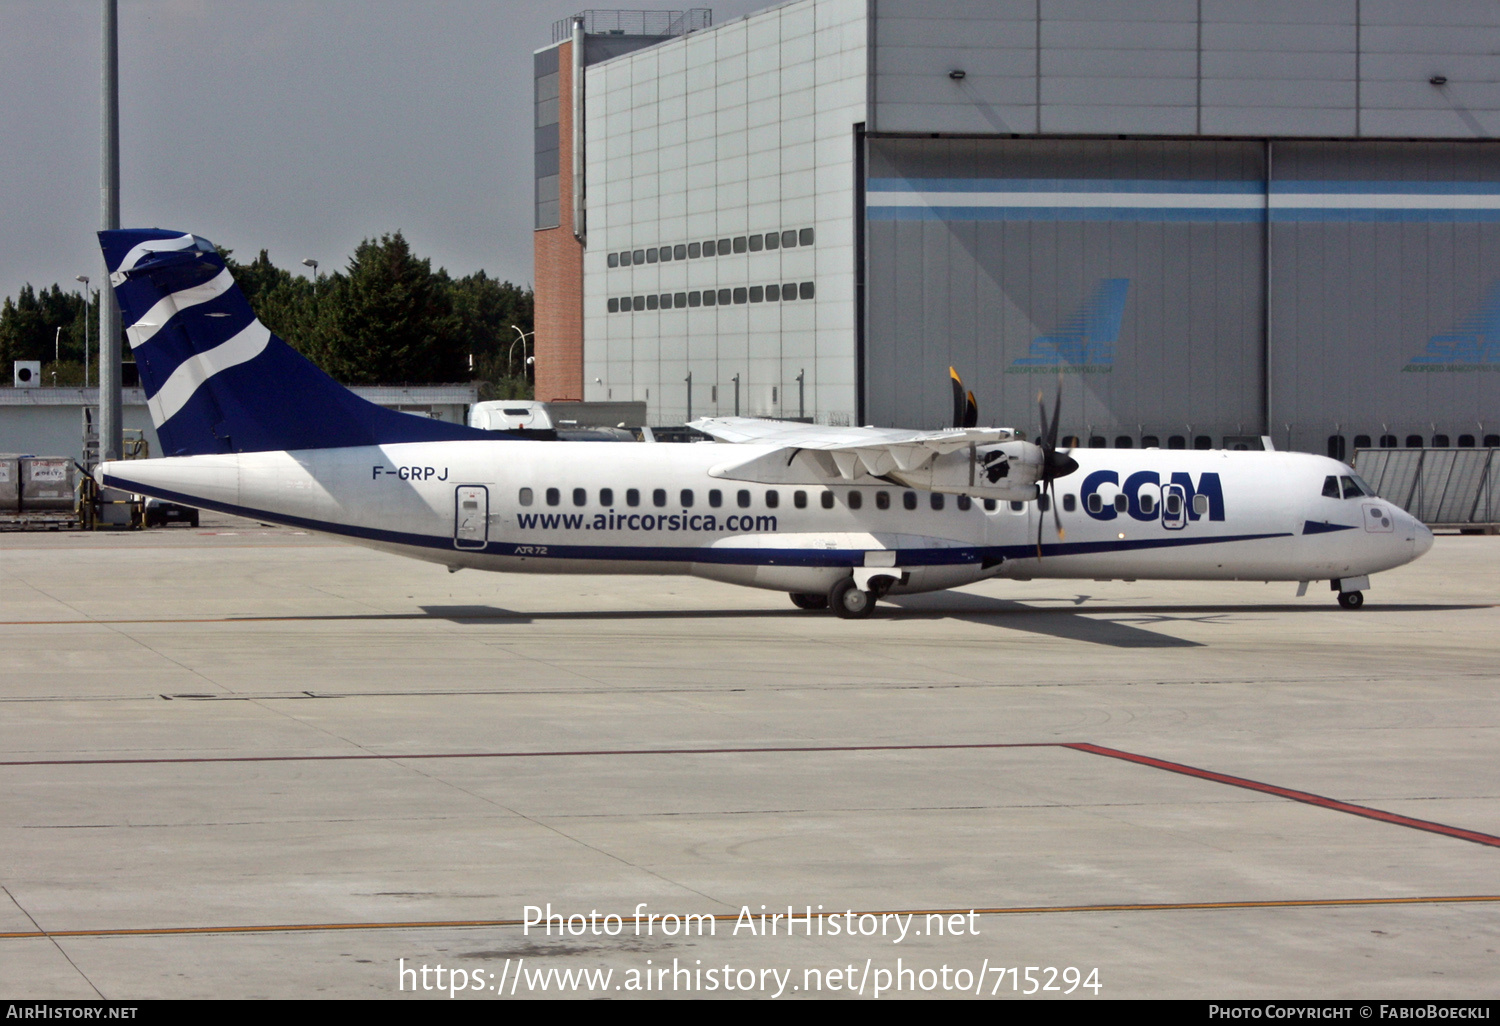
<box><xmin>1337</xmin><ymin>590</ymin><xmax>1364</xmax><ymax>609</ymax></box>
<box><xmin>789</xmin><ymin>592</ymin><xmax>829</xmax><ymax>611</ymax></box>
<box><xmin>830</xmin><ymin>577</ymin><xmax>875</xmax><ymax>619</ymax></box>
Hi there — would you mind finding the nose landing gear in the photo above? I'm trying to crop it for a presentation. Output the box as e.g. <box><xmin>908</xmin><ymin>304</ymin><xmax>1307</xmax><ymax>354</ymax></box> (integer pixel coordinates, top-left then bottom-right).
<box><xmin>1337</xmin><ymin>590</ymin><xmax>1364</xmax><ymax>609</ymax></box>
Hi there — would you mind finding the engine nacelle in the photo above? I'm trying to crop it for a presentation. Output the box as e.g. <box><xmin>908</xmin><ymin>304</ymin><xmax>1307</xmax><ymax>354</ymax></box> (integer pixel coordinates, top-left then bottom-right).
<box><xmin>888</xmin><ymin>441</ymin><xmax>1044</xmax><ymax>502</ymax></box>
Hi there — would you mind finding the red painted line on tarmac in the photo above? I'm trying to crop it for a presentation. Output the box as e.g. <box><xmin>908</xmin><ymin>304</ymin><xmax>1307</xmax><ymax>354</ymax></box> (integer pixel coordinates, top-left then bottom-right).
<box><xmin>1064</xmin><ymin>742</ymin><xmax>1500</xmax><ymax>849</ymax></box>
<box><xmin>0</xmin><ymin>741</ymin><xmax>1058</xmax><ymax>769</ymax></box>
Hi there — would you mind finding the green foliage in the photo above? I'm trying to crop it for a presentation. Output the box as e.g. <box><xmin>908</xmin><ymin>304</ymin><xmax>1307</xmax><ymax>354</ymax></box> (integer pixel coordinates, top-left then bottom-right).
<box><xmin>4</xmin><ymin>234</ymin><xmax>533</xmax><ymax>394</ymax></box>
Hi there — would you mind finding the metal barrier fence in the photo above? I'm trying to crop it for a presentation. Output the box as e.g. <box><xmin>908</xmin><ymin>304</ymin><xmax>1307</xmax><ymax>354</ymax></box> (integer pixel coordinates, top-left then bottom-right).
<box><xmin>1353</xmin><ymin>448</ymin><xmax>1499</xmax><ymax>528</ymax></box>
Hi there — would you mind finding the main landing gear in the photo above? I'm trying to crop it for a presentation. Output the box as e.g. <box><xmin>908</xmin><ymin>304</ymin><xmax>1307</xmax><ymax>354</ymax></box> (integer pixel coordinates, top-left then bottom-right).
<box><xmin>789</xmin><ymin>592</ymin><xmax>829</xmax><ymax>611</ymax></box>
<box><xmin>1337</xmin><ymin>590</ymin><xmax>1364</xmax><ymax>609</ymax></box>
<box><xmin>829</xmin><ymin>577</ymin><xmax>875</xmax><ymax>619</ymax></box>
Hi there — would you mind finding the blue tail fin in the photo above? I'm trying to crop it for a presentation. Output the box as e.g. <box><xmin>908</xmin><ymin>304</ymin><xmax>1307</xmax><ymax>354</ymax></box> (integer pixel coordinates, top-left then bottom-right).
<box><xmin>99</xmin><ymin>228</ymin><xmax>505</xmax><ymax>456</ymax></box>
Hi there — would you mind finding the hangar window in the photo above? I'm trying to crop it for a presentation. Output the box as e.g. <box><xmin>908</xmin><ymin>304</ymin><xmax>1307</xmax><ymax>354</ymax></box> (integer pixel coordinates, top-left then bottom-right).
<box><xmin>674</xmin><ymin>244</ymin><xmax>687</xmax><ymax>260</ymax></box>
<box><xmin>956</xmin><ymin>495</ymin><xmax>972</xmax><ymax>511</ymax></box>
<box><xmin>782</xmin><ymin>282</ymin><xmax>797</xmax><ymax>301</ymax></box>
<box><xmin>1405</xmin><ymin>435</ymin><xmax>1424</xmax><ymax>448</ymax></box>
<box><xmin>1114</xmin><ymin>495</ymin><xmax>1128</xmax><ymax>512</ymax></box>
<box><xmin>546</xmin><ymin>488</ymin><xmax>560</xmax><ymax>507</ymax></box>
<box><xmin>782</xmin><ymin>230</ymin><xmax>797</xmax><ymax>248</ymax></box>
<box><xmin>688</xmin><ymin>291</ymin><xmax>701</xmax><ymax>308</ymax></box>
<box><xmin>1088</xmin><ymin>436</ymin><xmax>1106</xmax><ymax>448</ymax></box>
<box><xmin>1062</xmin><ymin>435</ymin><xmax>1081</xmax><ymax>448</ymax></box>
<box><xmin>737</xmin><ymin>489</ymin><xmax>751</xmax><ymax>508</ymax></box>
<box><xmin>874</xmin><ymin>490</ymin><xmax>889</xmax><ymax>510</ymax></box>
<box><xmin>600</xmin><ymin>488</ymin><xmax>614</xmax><ymax>506</ymax></box>
<box><xmin>1193</xmin><ymin>494</ymin><xmax>1210</xmax><ymax>516</ymax></box>
<box><xmin>1141</xmin><ymin>435</ymin><xmax>1159</xmax><ymax>449</ymax></box>
<box><xmin>748</xmin><ymin>234</ymin><xmax>763</xmax><ymax>252</ymax></box>
<box><xmin>1168</xmin><ymin>435</ymin><xmax>1186</xmax><ymax>450</ymax></box>
<box><xmin>1008</xmin><ymin>500</ymin><xmax>1022</xmax><ymax>512</ymax></box>
<box><xmin>1458</xmin><ymin>434</ymin><xmax>1476</xmax><ymax>447</ymax></box>
<box><xmin>633</xmin><ymin>249</ymin><xmax>645</xmax><ymax>264</ymax></box>
<box><xmin>799</xmin><ymin>228</ymin><xmax>815</xmax><ymax>246</ymax></box>
<box><xmin>1193</xmin><ymin>436</ymin><xmax>1212</xmax><ymax>450</ymax></box>
<box><xmin>651</xmin><ymin>488</ymin><xmax>666</xmax><ymax>507</ymax></box>
<box><xmin>1088</xmin><ymin>494</ymin><xmax>1102</xmax><ymax>514</ymax></box>
<box><xmin>1354</xmin><ymin>434</ymin><xmax>1371</xmax><ymax>449</ymax></box>
<box><xmin>688</xmin><ymin>242</ymin><xmax>702</xmax><ymax>258</ymax></box>
<box><xmin>607</xmin><ymin>298</ymin><xmax>619</xmax><ymax>313</ymax></box>
<box><xmin>1063</xmin><ymin>494</ymin><xmax>1076</xmax><ymax>512</ymax></box>
<box><xmin>821</xmin><ymin>491</ymin><xmax>835</xmax><ymax>509</ymax></box>
<box><xmin>749</xmin><ymin>286</ymin><xmax>764</xmax><ymax>303</ymax></box>
<box><xmin>1327</xmin><ymin>435</ymin><xmax>1346</xmax><ymax>461</ymax></box>
<box><xmin>903</xmin><ymin>491</ymin><xmax>917</xmax><ymax>510</ymax></box>
<box><xmin>794</xmin><ymin>491</ymin><xmax>807</xmax><ymax>509</ymax></box>
<box><xmin>799</xmin><ymin>282</ymin><xmax>815</xmax><ymax>300</ymax></box>
<box><xmin>708</xmin><ymin>489</ymin><xmax>722</xmax><ymax>508</ymax></box>
<box><xmin>733</xmin><ymin>288</ymin><xmax>747</xmax><ymax>304</ymax></box>
<box><xmin>930</xmin><ymin>493</ymin><xmax>945</xmax><ymax>510</ymax></box>
<box><xmin>1114</xmin><ymin>436</ymin><xmax>1133</xmax><ymax>449</ymax></box>
<box><xmin>518</xmin><ymin>488</ymin><xmax>534</xmax><ymax>506</ymax></box>
<box><xmin>626</xmin><ymin>488</ymin><xmax>640</xmax><ymax>507</ymax></box>
<box><xmin>847</xmin><ymin>490</ymin><xmax>863</xmax><ymax>510</ymax></box>
<box><xmin>718</xmin><ymin>288</ymin><xmax>732</xmax><ymax>305</ymax></box>
<box><xmin>982</xmin><ymin>499</ymin><xmax>995</xmax><ymax>511</ymax></box>
<box><xmin>1487</xmin><ymin>434</ymin><xmax>1500</xmax><ymax>447</ymax></box>
<box><xmin>680</xmin><ymin>489</ymin><xmax>694</xmax><ymax>507</ymax></box>
<box><xmin>608</xmin><ymin>253</ymin><xmax>619</xmax><ymax>268</ymax></box>
<box><xmin>674</xmin><ymin>293</ymin><xmax>687</xmax><ymax>308</ymax></box>
<box><xmin>764</xmin><ymin>232</ymin><xmax>779</xmax><ymax>250</ymax></box>
<box><xmin>1380</xmin><ymin>435</ymin><xmax>1398</xmax><ymax>448</ymax></box>
<box><xmin>1323</xmin><ymin>476</ymin><xmax>1341</xmax><ymax>498</ymax></box>
<box><xmin>573</xmin><ymin>488</ymin><xmax>587</xmax><ymax>507</ymax></box>
<box><xmin>1432</xmin><ymin>434</ymin><xmax>1450</xmax><ymax>447</ymax></box>
<box><xmin>766</xmin><ymin>284</ymin><xmax>780</xmax><ymax>301</ymax></box>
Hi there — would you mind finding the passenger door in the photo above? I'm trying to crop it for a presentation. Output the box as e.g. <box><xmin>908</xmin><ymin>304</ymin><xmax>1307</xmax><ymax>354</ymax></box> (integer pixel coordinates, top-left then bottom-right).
<box><xmin>454</xmin><ymin>485</ymin><xmax>489</xmax><ymax>549</ymax></box>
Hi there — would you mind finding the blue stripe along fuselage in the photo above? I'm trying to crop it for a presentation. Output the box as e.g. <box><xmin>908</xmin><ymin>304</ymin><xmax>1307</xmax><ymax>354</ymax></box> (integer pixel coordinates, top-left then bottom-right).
<box><xmin>103</xmin><ymin>473</ymin><xmax>1291</xmax><ymax>568</ymax></box>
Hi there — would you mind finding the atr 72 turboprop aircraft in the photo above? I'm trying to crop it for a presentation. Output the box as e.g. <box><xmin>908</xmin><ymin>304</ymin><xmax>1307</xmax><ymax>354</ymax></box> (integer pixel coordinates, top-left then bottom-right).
<box><xmin>95</xmin><ymin>228</ymin><xmax>1432</xmax><ymax>618</ymax></box>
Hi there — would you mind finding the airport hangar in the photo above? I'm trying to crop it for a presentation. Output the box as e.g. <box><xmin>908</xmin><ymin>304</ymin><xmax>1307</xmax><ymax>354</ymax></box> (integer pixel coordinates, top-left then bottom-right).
<box><xmin>532</xmin><ymin>0</ymin><xmax>1500</xmax><ymax>457</ymax></box>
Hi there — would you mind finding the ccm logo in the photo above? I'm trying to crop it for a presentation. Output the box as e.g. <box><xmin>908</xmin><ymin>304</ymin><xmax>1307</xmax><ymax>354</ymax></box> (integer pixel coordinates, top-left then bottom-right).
<box><xmin>1079</xmin><ymin>470</ymin><xmax>1225</xmax><ymax>522</ymax></box>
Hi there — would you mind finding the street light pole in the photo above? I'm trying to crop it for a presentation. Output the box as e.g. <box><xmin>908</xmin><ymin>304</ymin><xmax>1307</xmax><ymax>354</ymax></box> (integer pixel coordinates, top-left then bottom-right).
<box><xmin>301</xmin><ymin>258</ymin><xmax>318</xmax><ymax>297</ymax></box>
<box><xmin>75</xmin><ymin>276</ymin><xmax>91</xmax><ymax>389</ymax></box>
<box><xmin>509</xmin><ymin>326</ymin><xmax>534</xmax><ymax>379</ymax></box>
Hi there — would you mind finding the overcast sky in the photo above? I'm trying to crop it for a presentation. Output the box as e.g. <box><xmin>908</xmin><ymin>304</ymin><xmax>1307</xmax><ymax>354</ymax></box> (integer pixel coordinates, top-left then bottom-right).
<box><xmin>0</xmin><ymin>0</ymin><xmax>770</xmax><ymax>303</ymax></box>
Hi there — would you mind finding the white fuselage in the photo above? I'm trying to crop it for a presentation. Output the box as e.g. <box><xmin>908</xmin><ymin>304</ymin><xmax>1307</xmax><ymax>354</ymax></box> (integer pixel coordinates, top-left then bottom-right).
<box><xmin>100</xmin><ymin>440</ymin><xmax>1432</xmax><ymax>596</ymax></box>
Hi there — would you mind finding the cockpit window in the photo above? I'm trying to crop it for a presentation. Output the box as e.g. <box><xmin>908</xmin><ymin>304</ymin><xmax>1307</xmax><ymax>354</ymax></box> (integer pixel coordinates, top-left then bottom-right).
<box><xmin>1340</xmin><ymin>475</ymin><xmax>1366</xmax><ymax>498</ymax></box>
<box><xmin>1322</xmin><ymin>475</ymin><xmax>1341</xmax><ymax>498</ymax></box>
<box><xmin>1350</xmin><ymin>474</ymin><xmax>1375</xmax><ymax>497</ymax></box>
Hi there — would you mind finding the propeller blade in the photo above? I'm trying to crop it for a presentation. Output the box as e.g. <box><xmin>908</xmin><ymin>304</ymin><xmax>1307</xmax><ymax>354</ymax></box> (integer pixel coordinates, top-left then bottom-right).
<box><xmin>964</xmin><ymin>390</ymin><xmax>978</xmax><ymax>429</ymax></box>
<box><xmin>950</xmin><ymin>367</ymin><xmax>966</xmax><ymax>429</ymax></box>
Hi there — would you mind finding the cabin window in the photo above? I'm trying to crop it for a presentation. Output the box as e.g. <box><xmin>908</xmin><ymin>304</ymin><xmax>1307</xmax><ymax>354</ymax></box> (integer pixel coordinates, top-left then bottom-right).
<box><xmin>799</xmin><ymin>227</ymin><xmax>815</xmax><ymax>246</ymax></box>
<box><xmin>708</xmin><ymin>489</ymin><xmax>722</xmax><ymax>507</ymax></box>
<box><xmin>674</xmin><ymin>293</ymin><xmax>687</xmax><ymax>308</ymax></box>
<box><xmin>782</xmin><ymin>229</ymin><xmax>797</xmax><ymax>248</ymax></box>
<box><xmin>1063</xmin><ymin>493</ymin><xmax>1076</xmax><ymax>512</ymax></box>
<box><xmin>782</xmin><ymin>281</ymin><xmax>797</xmax><ymax>301</ymax></box>
<box><xmin>874</xmin><ymin>490</ymin><xmax>890</xmax><ymax>510</ymax></box>
<box><xmin>599</xmin><ymin>488</ymin><xmax>614</xmax><ymax>506</ymax></box>
<box><xmin>930</xmin><ymin>493</ymin><xmax>945</xmax><ymax>511</ymax></box>
<box><xmin>1114</xmin><ymin>495</ymin><xmax>1128</xmax><ymax>512</ymax></box>
<box><xmin>608</xmin><ymin>252</ymin><xmax>619</xmax><ymax>268</ymax></box>
<box><xmin>847</xmin><ymin>490</ymin><xmax>863</xmax><ymax>510</ymax></box>
<box><xmin>632</xmin><ymin>249</ymin><xmax>645</xmax><ymax>265</ymax></box>
<box><xmin>518</xmin><ymin>488</ymin><xmax>534</xmax><ymax>506</ymax></box>
<box><xmin>545</xmin><ymin>488</ymin><xmax>560</xmax><ymax>506</ymax></box>
<box><xmin>702</xmin><ymin>290</ymin><xmax>716</xmax><ymax>307</ymax></box>
<box><xmin>607</xmin><ymin>298</ymin><xmax>619</xmax><ymax>313</ymax></box>
<box><xmin>688</xmin><ymin>242</ymin><xmax>702</xmax><ymax>258</ymax></box>
<box><xmin>737</xmin><ymin>489</ymin><xmax>751</xmax><ymax>508</ymax></box>
<box><xmin>903</xmin><ymin>491</ymin><xmax>917</xmax><ymax>510</ymax></box>
<box><xmin>1165</xmin><ymin>493</ymin><xmax>1182</xmax><ymax>515</ymax></box>
<box><xmin>618</xmin><ymin>251</ymin><xmax>631</xmax><ymax>266</ymax></box>
<box><xmin>718</xmin><ymin>288</ymin><xmax>731</xmax><ymax>305</ymax></box>
<box><xmin>764</xmin><ymin>232</ymin><xmax>779</xmax><ymax>250</ymax></box>
<box><xmin>957</xmin><ymin>495</ymin><xmax>972</xmax><ymax>511</ymax></box>
<box><xmin>766</xmin><ymin>284</ymin><xmax>781</xmax><ymax>302</ymax></box>
<box><xmin>680</xmin><ymin>489</ymin><xmax>694</xmax><ymax>507</ymax></box>
<box><xmin>794</xmin><ymin>491</ymin><xmax>807</xmax><ymax>509</ymax></box>
<box><xmin>748</xmin><ymin>233</ymin><xmax>763</xmax><ymax>252</ymax></box>
<box><xmin>799</xmin><ymin>281</ymin><xmax>815</xmax><ymax>300</ymax></box>
<box><xmin>688</xmin><ymin>291</ymin><xmax>701</xmax><ymax>308</ymax></box>
<box><xmin>652</xmin><ymin>488</ymin><xmax>667</xmax><ymax>507</ymax></box>
<box><xmin>717</xmin><ymin>238</ymin><xmax>730</xmax><ymax>255</ymax></box>
<box><xmin>572</xmin><ymin>488</ymin><xmax>586</xmax><ymax>507</ymax></box>
<box><xmin>646</xmin><ymin>294</ymin><xmax>659</xmax><ymax>310</ymax></box>
<box><xmin>733</xmin><ymin>288</ymin><xmax>747</xmax><ymax>304</ymax></box>
<box><xmin>749</xmin><ymin>286</ymin><xmax>764</xmax><ymax>303</ymax></box>
<box><xmin>1088</xmin><ymin>494</ymin><xmax>1102</xmax><ymax>514</ymax></box>
<box><xmin>1139</xmin><ymin>493</ymin><xmax>1155</xmax><ymax>514</ymax></box>
<box><xmin>1193</xmin><ymin>494</ymin><xmax>1210</xmax><ymax>515</ymax></box>
<box><xmin>733</xmin><ymin>236</ymin><xmax>747</xmax><ymax>253</ymax></box>
<box><xmin>765</xmin><ymin>490</ymin><xmax>779</xmax><ymax>508</ymax></box>
<box><xmin>820</xmin><ymin>491</ymin><xmax>835</xmax><ymax>509</ymax></box>
<box><xmin>674</xmin><ymin>244</ymin><xmax>687</xmax><ymax>260</ymax></box>
<box><xmin>626</xmin><ymin>488</ymin><xmax>640</xmax><ymax>507</ymax></box>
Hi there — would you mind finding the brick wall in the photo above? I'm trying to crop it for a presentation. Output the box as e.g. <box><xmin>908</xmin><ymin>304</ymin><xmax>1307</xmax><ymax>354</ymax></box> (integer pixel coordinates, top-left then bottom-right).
<box><xmin>533</xmin><ymin>40</ymin><xmax>584</xmax><ymax>402</ymax></box>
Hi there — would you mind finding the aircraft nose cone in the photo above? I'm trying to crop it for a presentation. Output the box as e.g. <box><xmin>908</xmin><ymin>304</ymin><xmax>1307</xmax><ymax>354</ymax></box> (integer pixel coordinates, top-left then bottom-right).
<box><xmin>1413</xmin><ymin>519</ymin><xmax>1434</xmax><ymax>558</ymax></box>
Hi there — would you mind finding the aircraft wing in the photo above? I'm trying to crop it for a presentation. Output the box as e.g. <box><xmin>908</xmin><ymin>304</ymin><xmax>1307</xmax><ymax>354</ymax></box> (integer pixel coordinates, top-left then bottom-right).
<box><xmin>689</xmin><ymin>416</ymin><xmax>1029</xmax><ymax>484</ymax></box>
